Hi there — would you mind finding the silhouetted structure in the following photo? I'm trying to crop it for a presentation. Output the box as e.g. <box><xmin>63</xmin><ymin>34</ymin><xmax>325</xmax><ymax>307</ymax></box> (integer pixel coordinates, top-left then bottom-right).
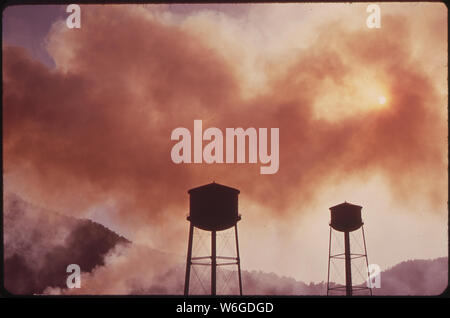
<box><xmin>327</xmin><ymin>202</ymin><xmax>372</xmax><ymax>296</ymax></box>
<box><xmin>184</xmin><ymin>182</ymin><xmax>243</xmax><ymax>296</ymax></box>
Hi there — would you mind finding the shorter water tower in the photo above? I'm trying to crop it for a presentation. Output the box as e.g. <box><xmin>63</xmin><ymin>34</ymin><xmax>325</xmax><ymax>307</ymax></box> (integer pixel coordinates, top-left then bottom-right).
<box><xmin>327</xmin><ymin>202</ymin><xmax>372</xmax><ymax>296</ymax></box>
<box><xmin>184</xmin><ymin>182</ymin><xmax>243</xmax><ymax>296</ymax></box>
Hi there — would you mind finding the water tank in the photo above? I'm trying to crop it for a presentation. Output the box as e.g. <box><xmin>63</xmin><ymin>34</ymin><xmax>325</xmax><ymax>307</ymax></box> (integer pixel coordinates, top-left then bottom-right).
<box><xmin>329</xmin><ymin>202</ymin><xmax>363</xmax><ymax>232</ymax></box>
<box><xmin>188</xmin><ymin>182</ymin><xmax>240</xmax><ymax>231</ymax></box>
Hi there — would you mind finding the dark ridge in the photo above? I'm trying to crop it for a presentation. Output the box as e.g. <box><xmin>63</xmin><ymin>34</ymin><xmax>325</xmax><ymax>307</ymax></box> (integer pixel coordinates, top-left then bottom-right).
<box><xmin>3</xmin><ymin>192</ymin><xmax>130</xmax><ymax>295</ymax></box>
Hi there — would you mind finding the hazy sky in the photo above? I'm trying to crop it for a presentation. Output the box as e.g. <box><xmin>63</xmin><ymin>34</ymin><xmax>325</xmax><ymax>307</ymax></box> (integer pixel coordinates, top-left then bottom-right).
<box><xmin>3</xmin><ymin>3</ymin><xmax>447</xmax><ymax>286</ymax></box>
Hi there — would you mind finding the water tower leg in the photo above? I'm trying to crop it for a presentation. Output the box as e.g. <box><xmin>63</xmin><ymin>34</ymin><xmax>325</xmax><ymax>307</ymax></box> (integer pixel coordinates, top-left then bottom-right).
<box><xmin>327</xmin><ymin>226</ymin><xmax>332</xmax><ymax>296</ymax></box>
<box><xmin>211</xmin><ymin>230</ymin><xmax>217</xmax><ymax>296</ymax></box>
<box><xmin>362</xmin><ymin>225</ymin><xmax>373</xmax><ymax>296</ymax></box>
<box><xmin>235</xmin><ymin>224</ymin><xmax>243</xmax><ymax>296</ymax></box>
<box><xmin>344</xmin><ymin>231</ymin><xmax>352</xmax><ymax>296</ymax></box>
<box><xmin>184</xmin><ymin>223</ymin><xmax>194</xmax><ymax>296</ymax></box>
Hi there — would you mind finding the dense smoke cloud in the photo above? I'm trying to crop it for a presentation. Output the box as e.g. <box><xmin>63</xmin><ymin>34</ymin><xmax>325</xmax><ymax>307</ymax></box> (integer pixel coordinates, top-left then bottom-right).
<box><xmin>4</xmin><ymin>6</ymin><xmax>445</xmax><ymax>230</ymax></box>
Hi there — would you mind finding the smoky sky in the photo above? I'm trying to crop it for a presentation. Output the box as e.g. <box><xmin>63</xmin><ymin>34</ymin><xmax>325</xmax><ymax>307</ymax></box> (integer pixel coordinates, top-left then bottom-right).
<box><xmin>3</xmin><ymin>5</ymin><xmax>447</xmax><ymax>242</ymax></box>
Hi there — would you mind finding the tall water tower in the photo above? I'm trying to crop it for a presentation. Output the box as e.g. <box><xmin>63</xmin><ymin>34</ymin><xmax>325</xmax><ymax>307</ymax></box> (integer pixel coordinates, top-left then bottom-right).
<box><xmin>327</xmin><ymin>202</ymin><xmax>372</xmax><ymax>296</ymax></box>
<box><xmin>184</xmin><ymin>182</ymin><xmax>243</xmax><ymax>296</ymax></box>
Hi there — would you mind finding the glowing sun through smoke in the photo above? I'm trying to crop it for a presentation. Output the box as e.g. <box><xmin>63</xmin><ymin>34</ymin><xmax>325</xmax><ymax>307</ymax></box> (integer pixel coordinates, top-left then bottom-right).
<box><xmin>378</xmin><ymin>96</ymin><xmax>387</xmax><ymax>105</ymax></box>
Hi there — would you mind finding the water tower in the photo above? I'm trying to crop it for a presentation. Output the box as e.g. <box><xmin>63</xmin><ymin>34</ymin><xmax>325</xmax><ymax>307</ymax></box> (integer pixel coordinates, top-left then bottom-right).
<box><xmin>327</xmin><ymin>202</ymin><xmax>372</xmax><ymax>296</ymax></box>
<box><xmin>184</xmin><ymin>182</ymin><xmax>243</xmax><ymax>295</ymax></box>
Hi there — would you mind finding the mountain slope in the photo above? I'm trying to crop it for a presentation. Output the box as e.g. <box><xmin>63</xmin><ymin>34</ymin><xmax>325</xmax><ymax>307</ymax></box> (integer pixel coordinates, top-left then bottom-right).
<box><xmin>3</xmin><ymin>192</ymin><xmax>129</xmax><ymax>294</ymax></box>
<box><xmin>374</xmin><ymin>257</ymin><xmax>448</xmax><ymax>295</ymax></box>
<box><xmin>240</xmin><ymin>257</ymin><xmax>447</xmax><ymax>295</ymax></box>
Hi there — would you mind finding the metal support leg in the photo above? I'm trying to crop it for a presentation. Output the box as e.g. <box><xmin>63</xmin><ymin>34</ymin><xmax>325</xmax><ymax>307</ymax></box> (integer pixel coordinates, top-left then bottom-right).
<box><xmin>344</xmin><ymin>231</ymin><xmax>352</xmax><ymax>296</ymax></box>
<box><xmin>184</xmin><ymin>223</ymin><xmax>194</xmax><ymax>296</ymax></box>
<box><xmin>235</xmin><ymin>225</ymin><xmax>243</xmax><ymax>296</ymax></box>
<box><xmin>327</xmin><ymin>226</ymin><xmax>332</xmax><ymax>296</ymax></box>
<box><xmin>211</xmin><ymin>230</ymin><xmax>216</xmax><ymax>296</ymax></box>
<box><xmin>362</xmin><ymin>225</ymin><xmax>373</xmax><ymax>296</ymax></box>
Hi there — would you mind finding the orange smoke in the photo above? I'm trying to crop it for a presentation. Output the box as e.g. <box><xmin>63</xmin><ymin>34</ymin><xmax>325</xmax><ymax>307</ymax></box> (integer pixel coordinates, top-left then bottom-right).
<box><xmin>3</xmin><ymin>5</ymin><xmax>446</xmax><ymax>246</ymax></box>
